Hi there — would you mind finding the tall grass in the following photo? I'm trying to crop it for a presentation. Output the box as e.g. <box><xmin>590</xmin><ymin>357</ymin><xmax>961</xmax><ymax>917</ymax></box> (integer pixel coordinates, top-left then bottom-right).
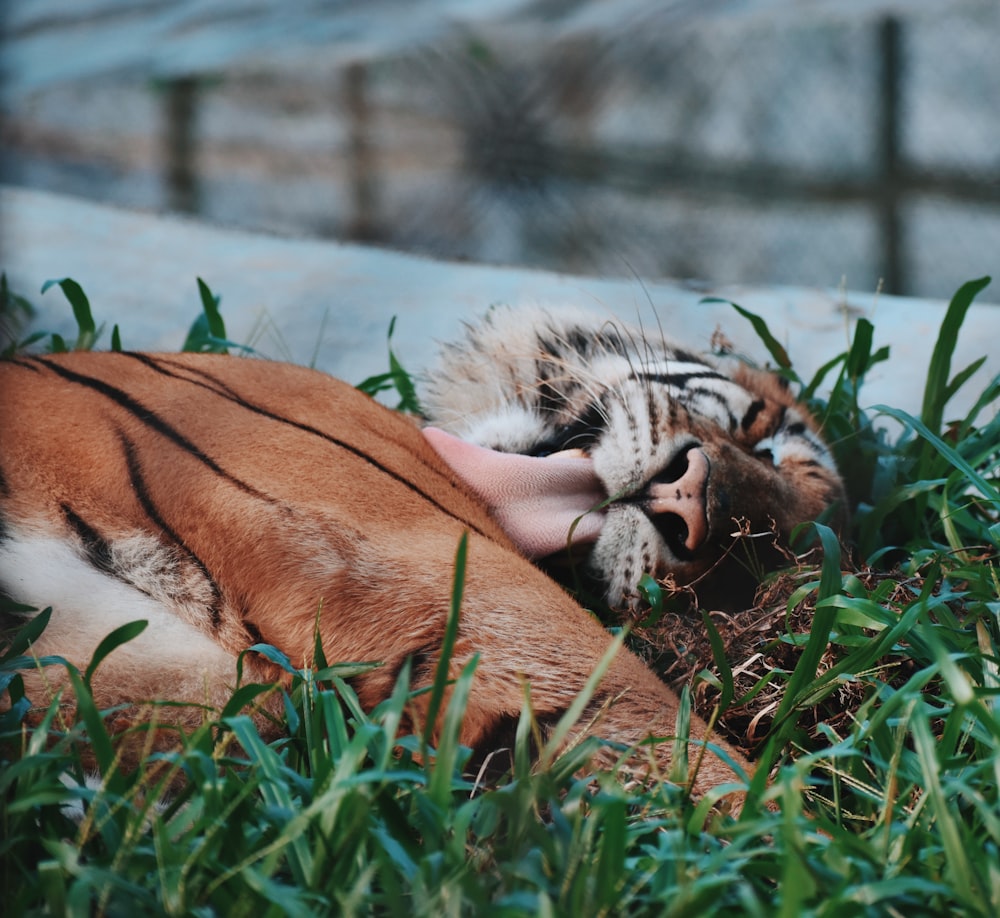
<box><xmin>2</xmin><ymin>276</ymin><xmax>999</xmax><ymax>915</ymax></box>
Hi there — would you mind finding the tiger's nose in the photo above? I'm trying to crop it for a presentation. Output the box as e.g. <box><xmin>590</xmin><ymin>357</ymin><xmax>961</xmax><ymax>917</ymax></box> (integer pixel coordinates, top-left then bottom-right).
<box><xmin>644</xmin><ymin>446</ymin><xmax>710</xmax><ymax>555</ymax></box>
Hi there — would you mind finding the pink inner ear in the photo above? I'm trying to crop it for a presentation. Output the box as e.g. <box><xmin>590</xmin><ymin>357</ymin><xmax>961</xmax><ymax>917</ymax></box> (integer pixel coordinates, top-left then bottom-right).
<box><xmin>422</xmin><ymin>426</ymin><xmax>606</xmax><ymax>559</ymax></box>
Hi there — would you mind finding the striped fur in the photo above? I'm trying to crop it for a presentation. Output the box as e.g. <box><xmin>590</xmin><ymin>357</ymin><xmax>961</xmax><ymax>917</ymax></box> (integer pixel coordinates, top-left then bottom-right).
<box><xmin>0</xmin><ymin>348</ymin><xmax>757</xmax><ymax>800</ymax></box>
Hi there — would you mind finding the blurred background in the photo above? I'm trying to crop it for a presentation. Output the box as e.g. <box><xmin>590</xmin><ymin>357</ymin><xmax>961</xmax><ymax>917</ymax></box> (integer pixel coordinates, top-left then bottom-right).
<box><xmin>2</xmin><ymin>0</ymin><xmax>998</xmax><ymax>300</ymax></box>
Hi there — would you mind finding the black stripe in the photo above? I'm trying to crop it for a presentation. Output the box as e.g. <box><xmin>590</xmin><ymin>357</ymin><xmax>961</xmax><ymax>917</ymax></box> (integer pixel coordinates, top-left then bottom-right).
<box><xmin>122</xmin><ymin>352</ymin><xmax>246</xmax><ymax>401</ymax></box>
<box><xmin>660</xmin><ymin>383</ymin><xmax>739</xmax><ymax>430</ymax></box>
<box><xmin>530</xmin><ymin>399</ymin><xmax>608</xmax><ymax>456</ymax></box>
<box><xmin>775</xmin><ymin>405</ymin><xmax>788</xmax><ymax>431</ymax></box>
<box><xmin>741</xmin><ymin>398</ymin><xmax>766</xmax><ymax>432</ymax></box>
<box><xmin>669</xmin><ymin>348</ymin><xmax>707</xmax><ymax>366</ymax></box>
<box><xmin>540</xmin><ymin>329</ymin><xmax>626</xmax><ymax>362</ymax></box>
<box><xmin>120</xmin><ymin>431</ymin><xmax>224</xmax><ymax>630</ymax></box>
<box><xmin>646</xmin><ymin>384</ymin><xmax>661</xmax><ymax>449</ymax></box>
<box><xmin>532</xmin><ymin>356</ymin><xmax>565</xmax><ymax>418</ymax></box>
<box><xmin>61</xmin><ymin>504</ymin><xmax>116</xmax><ymax>576</ymax></box>
<box><xmin>537</xmin><ymin>378</ymin><xmax>564</xmax><ymax>418</ymax></box>
<box><xmin>36</xmin><ymin>356</ymin><xmax>276</xmax><ymax>505</ymax></box>
<box><xmin>6</xmin><ymin>356</ymin><xmax>44</xmax><ymax>373</ymax></box>
<box><xmin>639</xmin><ymin>370</ymin><xmax>725</xmax><ymax>389</ymax></box>
<box><xmin>125</xmin><ymin>354</ymin><xmax>495</xmax><ymax>540</ymax></box>
<box><xmin>244</xmin><ymin>618</ymin><xmax>264</xmax><ymax>645</ymax></box>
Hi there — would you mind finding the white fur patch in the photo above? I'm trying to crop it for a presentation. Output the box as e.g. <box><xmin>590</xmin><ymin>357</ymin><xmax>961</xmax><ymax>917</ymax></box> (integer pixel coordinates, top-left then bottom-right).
<box><xmin>448</xmin><ymin>404</ymin><xmax>550</xmax><ymax>455</ymax></box>
<box><xmin>0</xmin><ymin>528</ymin><xmax>235</xmax><ymax>679</ymax></box>
<box><xmin>759</xmin><ymin>408</ymin><xmax>839</xmax><ymax>472</ymax></box>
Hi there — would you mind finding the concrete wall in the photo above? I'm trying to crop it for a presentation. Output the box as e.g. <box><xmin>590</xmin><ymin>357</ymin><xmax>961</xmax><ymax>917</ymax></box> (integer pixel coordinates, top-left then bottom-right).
<box><xmin>4</xmin><ymin>186</ymin><xmax>997</xmax><ymax>422</ymax></box>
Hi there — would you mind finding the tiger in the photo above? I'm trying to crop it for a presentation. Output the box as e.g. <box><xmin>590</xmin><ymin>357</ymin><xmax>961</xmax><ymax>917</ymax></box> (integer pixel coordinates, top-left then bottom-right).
<box><xmin>422</xmin><ymin>305</ymin><xmax>846</xmax><ymax>613</ymax></box>
<box><xmin>0</xmin><ymin>304</ymin><xmax>844</xmax><ymax>803</ymax></box>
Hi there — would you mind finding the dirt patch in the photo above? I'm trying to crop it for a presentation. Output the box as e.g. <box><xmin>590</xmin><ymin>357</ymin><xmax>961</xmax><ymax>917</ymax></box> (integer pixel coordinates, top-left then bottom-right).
<box><xmin>626</xmin><ymin>559</ymin><xmax>925</xmax><ymax>757</ymax></box>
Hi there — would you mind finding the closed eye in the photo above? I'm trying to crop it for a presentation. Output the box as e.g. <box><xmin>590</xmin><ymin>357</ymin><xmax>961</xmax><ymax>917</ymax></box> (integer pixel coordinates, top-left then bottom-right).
<box><xmin>526</xmin><ymin>431</ymin><xmax>599</xmax><ymax>458</ymax></box>
<box><xmin>527</xmin><ymin>408</ymin><xmax>606</xmax><ymax>457</ymax></box>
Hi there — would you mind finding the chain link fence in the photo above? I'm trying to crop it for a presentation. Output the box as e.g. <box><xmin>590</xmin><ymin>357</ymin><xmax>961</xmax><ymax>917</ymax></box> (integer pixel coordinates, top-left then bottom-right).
<box><xmin>3</xmin><ymin>0</ymin><xmax>998</xmax><ymax>299</ymax></box>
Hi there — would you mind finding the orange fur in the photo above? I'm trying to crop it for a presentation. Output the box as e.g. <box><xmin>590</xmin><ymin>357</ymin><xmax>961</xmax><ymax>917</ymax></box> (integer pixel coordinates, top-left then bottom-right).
<box><xmin>0</xmin><ymin>352</ymin><xmax>751</xmax><ymax>800</ymax></box>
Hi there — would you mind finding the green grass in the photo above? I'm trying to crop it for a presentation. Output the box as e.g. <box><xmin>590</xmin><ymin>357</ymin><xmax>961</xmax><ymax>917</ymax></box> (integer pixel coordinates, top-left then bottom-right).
<box><xmin>2</xmin><ymin>275</ymin><xmax>999</xmax><ymax>916</ymax></box>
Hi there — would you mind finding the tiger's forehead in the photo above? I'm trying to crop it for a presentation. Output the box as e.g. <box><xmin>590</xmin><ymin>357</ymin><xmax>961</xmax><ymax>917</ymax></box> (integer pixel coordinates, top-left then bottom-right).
<box><xmin>568</xmin><ymin>350</ymin><xmax>759</xmax><ymax>434</ymax></box>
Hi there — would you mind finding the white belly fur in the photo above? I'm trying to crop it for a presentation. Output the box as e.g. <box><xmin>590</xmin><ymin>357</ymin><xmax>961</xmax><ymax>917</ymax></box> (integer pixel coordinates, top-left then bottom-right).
<box><xmin>0</xmin><ymin>529</ymin><xmax>239</xmax><ymax>706</ymax></box>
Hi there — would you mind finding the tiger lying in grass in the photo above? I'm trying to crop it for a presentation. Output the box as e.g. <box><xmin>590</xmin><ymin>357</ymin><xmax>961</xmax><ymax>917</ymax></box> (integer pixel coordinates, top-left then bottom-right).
<box><xmin>0</xmin><ymin>304</ymin><xmax>845</xmax><ymax>801</ymax></box>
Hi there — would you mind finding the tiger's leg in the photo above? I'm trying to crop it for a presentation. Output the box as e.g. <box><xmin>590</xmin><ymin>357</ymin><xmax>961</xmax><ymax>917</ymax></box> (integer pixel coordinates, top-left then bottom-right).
<box><xmin>0</xmin><ymin>525</ymin><xmax>242</xmax><ymax>729</ymax></box>
<box><xmin>315</xmin><ymin>531</ymin><xmax>752</xmax><ymax>803</ymax></box>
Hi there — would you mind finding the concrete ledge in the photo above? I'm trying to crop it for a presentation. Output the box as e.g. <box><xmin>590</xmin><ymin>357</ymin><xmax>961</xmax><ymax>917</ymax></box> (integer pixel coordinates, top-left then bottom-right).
<box><xmin>2</xmin><ymin>185</ymin><xmax>997</xmax><ymax>418</ymax></box>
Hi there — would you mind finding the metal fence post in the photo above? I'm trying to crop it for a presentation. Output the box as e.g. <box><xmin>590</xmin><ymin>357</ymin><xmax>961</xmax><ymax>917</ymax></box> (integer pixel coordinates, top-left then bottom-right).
<box><xmin>163</xmin><ymin>76</ymin><xmax>201</xmax><ymax>215</ymax></box>
<box><xmin>878</xmin><ymin>16</ymin><xmax>904</xmax><ymax>295</ymax></box>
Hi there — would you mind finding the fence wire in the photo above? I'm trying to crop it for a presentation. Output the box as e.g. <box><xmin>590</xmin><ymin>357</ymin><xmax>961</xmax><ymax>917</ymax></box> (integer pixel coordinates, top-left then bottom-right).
<box><xmin>3</xmin><ymin>1</ymin><xmax>998</xmax><ymax>299</ymax></box>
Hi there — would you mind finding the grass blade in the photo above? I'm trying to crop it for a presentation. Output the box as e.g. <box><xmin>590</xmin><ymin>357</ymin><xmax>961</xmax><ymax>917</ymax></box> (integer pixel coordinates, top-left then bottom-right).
<box><xmin>1</xmin><ymin>606</ymin><xmax>53</xmax><ymax>659</ymax></box>
<box><xmin>65</xmin><ymin>668</ymin><xmax>117</xmax><ymax>781</ymax></box>
<box><xmin>920</xmin><ymin>275</ymin><xmax>991</xmax><ymax>433</ymax></box>
<box><xmin>83</xmin><ymin>620</ymin><xmax>148</xmax><ymax>685</ymax></box>
<box><xmin>41</xmin><ymin>277</ymin><xmax>97</xmax><ymax>350</ymax></box>
<box><xmin>911</xmin><ymin>714</ymin><xmax>984</xmax><ymax>913</ymax></box>
<box><xmin>539</xmin><ymin>630</ymin><xmax>626</xmax><ymax>771</ymax></box>
<box><xmin>699</xmin><ymin>610</ymin><xmax>735</xmax><ymax>711</ymax></box>
<box><xmin>768</xmin><ymin>524</ymin><xmax>842</xmax><ymax>738</ymax></box>
<box><xmin>428</xmin><ymin>655</ymin><xmax>478</xmax><ymax>806</ymax></box>
<box><xmin>875</xmin><ymin>404</ymin><xmax>1000</xmax><ymax>504</ymax></box>
<box><xmin>197</xmin><ymin>277</ymin><xmax>226</xmax><ymax>343</ymax></box>
<box><xmin>422</xmin><ymin>533</ymin><xmax>467</xmax><ymax>750</ymax></box>
<box><xmin>711</xmin><ymin>298</ymin><xmax>795</xmax><ymax>373</ymax></box>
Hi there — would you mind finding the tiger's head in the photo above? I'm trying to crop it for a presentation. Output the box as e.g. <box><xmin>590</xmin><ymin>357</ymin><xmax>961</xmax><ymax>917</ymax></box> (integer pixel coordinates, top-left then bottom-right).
<box><xmin>421</xmin><ymin>304</ymin><xmax>846</xmax><ymax>612</ymax></box>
